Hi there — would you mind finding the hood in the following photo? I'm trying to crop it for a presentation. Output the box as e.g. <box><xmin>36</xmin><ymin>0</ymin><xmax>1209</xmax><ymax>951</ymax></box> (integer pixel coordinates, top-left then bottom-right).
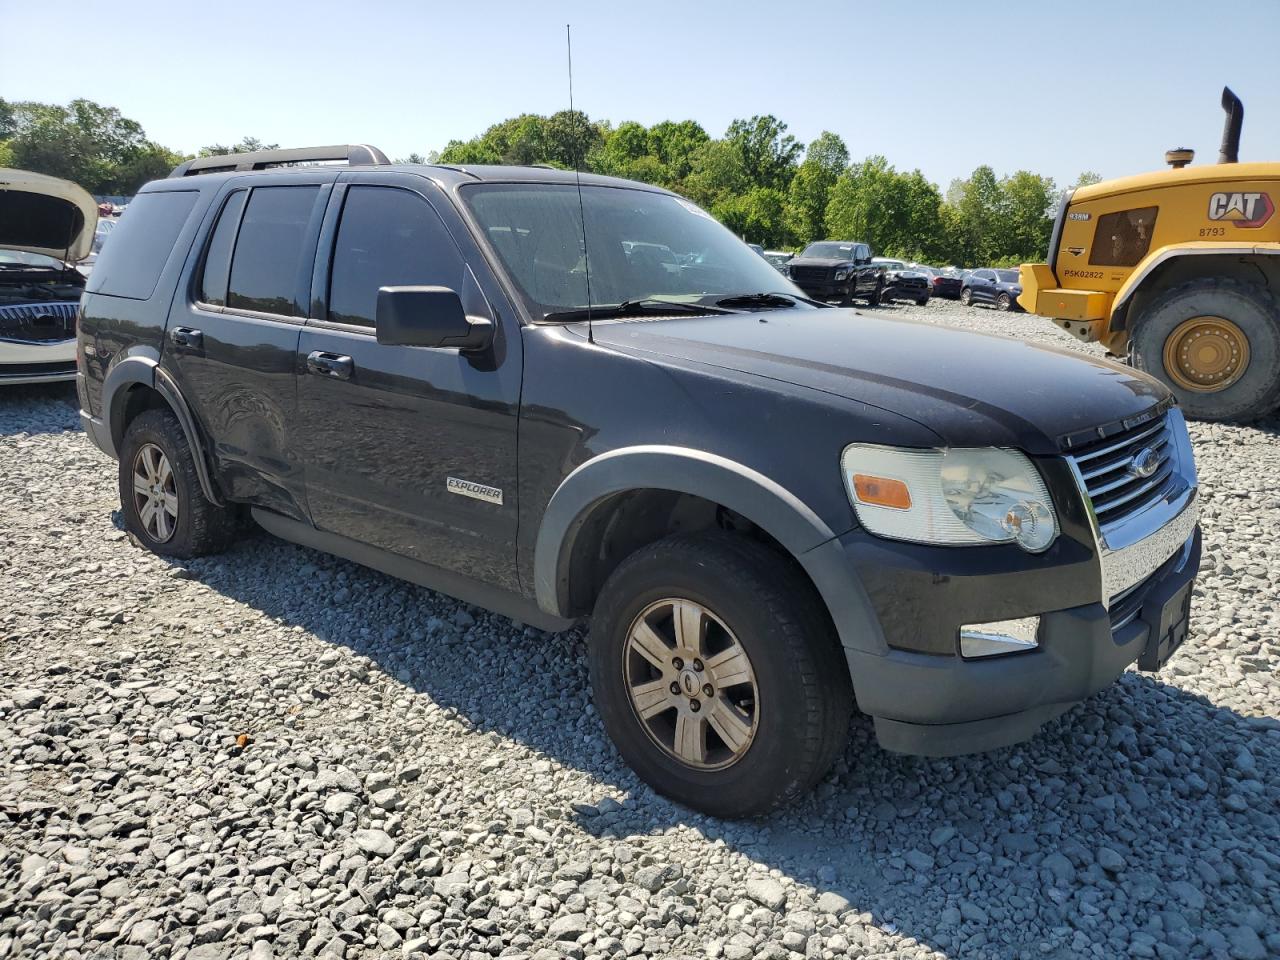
<box><xmin>586</xmin><ymin>308</ymin><xmax>1170</xmax><ymax>454</ymax></box>
<box><xmin>788</xmin><ymin>256</ymin><xmax>854</xmax><ymax>268</ymax></box>
<box><xmin>0</xmin><ymin>168</ymin><xmax>98</xmax><ymax>262</ymax></box>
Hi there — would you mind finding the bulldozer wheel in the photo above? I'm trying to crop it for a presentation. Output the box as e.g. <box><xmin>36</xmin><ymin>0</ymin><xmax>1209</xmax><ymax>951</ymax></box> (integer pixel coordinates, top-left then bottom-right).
<box><xmin>1129</xmin><ymin>277</ymin><xmax>1280</xmax><ymax>422</ymax></box>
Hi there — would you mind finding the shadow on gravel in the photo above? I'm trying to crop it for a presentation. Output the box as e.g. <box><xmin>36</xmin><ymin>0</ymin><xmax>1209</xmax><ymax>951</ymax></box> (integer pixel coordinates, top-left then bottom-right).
<box><xmin>0</xmin><ymin>381</ymin><xmax>79</xmax><ymax>436</ymax></box>
<box><xmin>176</xmin><ymin>528</ymin><xmax>1278</xmax><ymax>960</ymax></box>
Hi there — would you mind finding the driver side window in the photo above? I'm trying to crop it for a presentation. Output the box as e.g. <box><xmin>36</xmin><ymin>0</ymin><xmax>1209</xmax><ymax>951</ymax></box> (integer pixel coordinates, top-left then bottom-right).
<box><xmin>327</xmin><ymin>186</ymin><xmax>465</xmax><ymax>328</ymax></box>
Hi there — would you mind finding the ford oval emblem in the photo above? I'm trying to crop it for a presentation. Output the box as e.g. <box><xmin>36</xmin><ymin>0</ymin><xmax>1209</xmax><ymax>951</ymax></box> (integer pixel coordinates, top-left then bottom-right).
<box><xmin>1129</xmin><ymin>446</ymin><xmax>1161</xmax><ymax>479</ymax></box>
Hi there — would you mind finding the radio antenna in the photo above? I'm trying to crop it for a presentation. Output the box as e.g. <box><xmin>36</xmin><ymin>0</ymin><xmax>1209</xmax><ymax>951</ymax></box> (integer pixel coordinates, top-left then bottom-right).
<box><xmin>567</xmin><ymin>23</ymin><xmax>594</xmax><ymax>344</ymax></box>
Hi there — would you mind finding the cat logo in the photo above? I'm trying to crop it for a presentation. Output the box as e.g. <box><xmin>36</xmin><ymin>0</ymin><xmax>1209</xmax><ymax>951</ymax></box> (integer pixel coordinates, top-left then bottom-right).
<box><xmin>1207</xmin><ymin>191</ymin><xmax>1274</xmax><ymax>228</ymax></box>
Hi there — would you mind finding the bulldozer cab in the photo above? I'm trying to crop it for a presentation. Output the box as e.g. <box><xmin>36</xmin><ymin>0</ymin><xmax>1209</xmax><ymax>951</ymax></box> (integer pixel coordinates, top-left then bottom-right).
<box><xmin>1021</xmin><ymin>88</ymin><xmax>1280</xmax><ymax>422</ymax></box>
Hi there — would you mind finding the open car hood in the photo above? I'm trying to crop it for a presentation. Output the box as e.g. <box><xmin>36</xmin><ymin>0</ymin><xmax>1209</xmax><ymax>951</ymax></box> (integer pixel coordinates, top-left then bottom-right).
<box><xmin>0</xmin><ymin>168</ymin><xmax>98</xmax><ymax>262</ymax></box>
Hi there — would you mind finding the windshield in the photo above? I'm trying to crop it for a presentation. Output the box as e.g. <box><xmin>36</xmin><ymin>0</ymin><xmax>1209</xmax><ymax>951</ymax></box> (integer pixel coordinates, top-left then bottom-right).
<box><xmin>997</xmin><ymin>269</ymin><xmax>1020</xmax><ymax>283</ymax></box>
<box><xmin>0</xmin><ymin>250</ymin><xmax>65</xmax><ymax>269</ymax></box>
<box><xmin>800</xmin><ymin>241</ymin><xmax>858</xmax><ymax>260</ymax></box>
<box><xmin>462</xmin><ymin>184</ymin><xmax>801</xmax><ymax>318</ymax></box>
<box><xmin>875</xmin><ymin>260</ymin><xmax>906</xmax><ymax>271</ymax></box>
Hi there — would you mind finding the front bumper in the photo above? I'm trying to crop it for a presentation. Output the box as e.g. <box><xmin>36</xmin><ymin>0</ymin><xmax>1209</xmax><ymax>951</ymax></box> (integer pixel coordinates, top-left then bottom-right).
<box><xmin>846</xmin><ymin>528</ymin><xmax>1199</xmax><ymax>756</ymax></box>
<box><xmin>794</xmin><ymin>279</ymin><xmax>852</xmax><ymax>300</ymax></box>
<box><xmin>0</xmin><ymin>337</ymin><xmax>77</xmax><ymax>385</ymax></box>
<box><xmin>814</xmin><ymin>439</ymin><xmax>1201</xmax><ymax>757</ymax></box>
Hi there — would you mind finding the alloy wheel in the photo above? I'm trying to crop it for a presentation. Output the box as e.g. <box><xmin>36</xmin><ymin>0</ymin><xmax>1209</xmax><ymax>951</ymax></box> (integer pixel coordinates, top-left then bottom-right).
<box><xmin>622</xmin><ymin>598</ymin><xmax>759</xmax><ymax>770</ymax></box>
<box><xmin>132</xmin><ymin>443</ymin><xmax>179</xmax><ymax>542</ymax></box>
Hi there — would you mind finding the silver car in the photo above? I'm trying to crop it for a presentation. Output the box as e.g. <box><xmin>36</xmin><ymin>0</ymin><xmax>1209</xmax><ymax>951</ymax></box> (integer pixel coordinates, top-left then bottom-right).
<box><xmin>0</xmin><ymin>168</ymin><xmax>96</xmax><ymax>384</ymax></box>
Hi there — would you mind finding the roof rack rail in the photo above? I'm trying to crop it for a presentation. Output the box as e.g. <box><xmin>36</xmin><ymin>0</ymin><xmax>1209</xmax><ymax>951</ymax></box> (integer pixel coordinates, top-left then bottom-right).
<box><xmin>169</xmin><ymin>144</ymin><xmax>390</xmax><ymax>178</ymax></box>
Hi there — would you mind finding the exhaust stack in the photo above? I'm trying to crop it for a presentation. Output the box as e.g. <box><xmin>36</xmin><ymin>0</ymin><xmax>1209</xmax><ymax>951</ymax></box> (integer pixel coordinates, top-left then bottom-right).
<box><xmin>1218</xmin><ymin>86</ymin><xmax>1243</xmax><ymax>164</ymax></box>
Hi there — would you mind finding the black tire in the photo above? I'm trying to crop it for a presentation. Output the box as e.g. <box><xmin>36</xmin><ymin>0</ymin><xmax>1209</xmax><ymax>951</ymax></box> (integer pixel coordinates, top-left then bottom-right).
<box><xmin>865</xmin><ymin>283</ymin><xmax>884</xmax><ymax>307</ymax></box>
<box><xmin>1129</xmin><ymin>277</ymin><xmax>1280</xmax><ymax>422</ymax></box>
<box><xmin>588</xmin><ymin>532</ymin><xmax>852</xmax><ymax>817</ymax></box>
<box><xmin>959</xmin><ymin>287</ymin><xmax>973</xmax><ymax>306</ymax></box>
<box><xmin>118</xmin><ymin>408</ymin><xmax>237</xmax><ymax>558</ymax></box>
<box><xmin>996</xmin><ymin>292</ymin><xmax>1012</xmax><ymax>312</ymax></box>
<box><xmin>916</xmin><ymin>296</ymin><xmax>930</xmax><ymax>307</ymax></box>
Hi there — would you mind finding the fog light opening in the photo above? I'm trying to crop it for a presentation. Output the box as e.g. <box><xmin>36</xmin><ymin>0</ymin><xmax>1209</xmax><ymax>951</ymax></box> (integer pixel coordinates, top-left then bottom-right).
<box><xmin>960</xmin><ymin>616</ymin><xmax>1041</xmax><ymax>659</ymax></box>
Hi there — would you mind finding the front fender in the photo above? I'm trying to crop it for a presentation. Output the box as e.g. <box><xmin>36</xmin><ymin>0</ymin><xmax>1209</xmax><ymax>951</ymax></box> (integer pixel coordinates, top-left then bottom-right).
<box><xmin>1111</xmin><ymin>241</ymin><xmax>1280</xmax><ymax>327</ymax></box>
<box><xmin>533</xmin><ymin>445</ymin><xmax>888</xmax><ymax>657</ymax></box>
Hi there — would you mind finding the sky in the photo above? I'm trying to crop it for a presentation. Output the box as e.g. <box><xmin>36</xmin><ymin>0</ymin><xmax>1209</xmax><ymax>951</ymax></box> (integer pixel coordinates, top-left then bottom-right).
<box><xmin>4</xmin><ymin>0</ymin><xmax>1280</xmax><ymax>190</ymax></box>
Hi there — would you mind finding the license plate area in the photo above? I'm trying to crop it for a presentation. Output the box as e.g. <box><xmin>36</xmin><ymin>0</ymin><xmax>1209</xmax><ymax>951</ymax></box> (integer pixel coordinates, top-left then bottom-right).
<box><xmin>1137</xmin><ymin>579</ymin><xmax>1192</xmax><ymax>671</ymax></box>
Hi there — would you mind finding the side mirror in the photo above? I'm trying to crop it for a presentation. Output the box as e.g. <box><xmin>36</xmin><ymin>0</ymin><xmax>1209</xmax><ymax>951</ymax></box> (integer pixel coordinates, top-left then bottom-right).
<box><xmin>375</xmin><ymin>286</ymin><xmax>493</xmax><ymax>351</ymax></box>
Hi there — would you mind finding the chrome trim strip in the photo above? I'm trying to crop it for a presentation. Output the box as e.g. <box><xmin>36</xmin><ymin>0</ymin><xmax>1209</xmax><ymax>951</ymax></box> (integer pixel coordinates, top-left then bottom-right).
<box><xmin>1098</xmin><ymin>493</ymin><xmax>1199</xmax><ymax>601</ymax></box>
<box><xmin>1071</xmin><ymin>418</ymin><xmax>1166</xmax><ymax>464</ymax></box>
<box><xmin>1094</xmin><ymin>465</ymin><xmax>1175</xmax><ymax>515</ymax></box>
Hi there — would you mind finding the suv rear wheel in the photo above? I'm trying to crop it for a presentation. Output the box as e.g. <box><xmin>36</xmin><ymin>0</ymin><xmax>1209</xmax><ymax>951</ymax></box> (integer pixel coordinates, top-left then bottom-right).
<box><xmin>118</xmin><ymin>408</ymin><xmax>237</xmax><ymax>558</ymax></box>
<box><xmin>960</xmin><ymin>287</ymin><xmax>973</xmax><ymax>306</ymax></box>
<box><xmin>1129</xmin><ymin>277</ymin><xmax>1280</xmax><ymax>421</ymax></box>
<box><xmin>588</xmin><ymin>532</ymin><xmax>852</xmax><ymax>817</ymax></box>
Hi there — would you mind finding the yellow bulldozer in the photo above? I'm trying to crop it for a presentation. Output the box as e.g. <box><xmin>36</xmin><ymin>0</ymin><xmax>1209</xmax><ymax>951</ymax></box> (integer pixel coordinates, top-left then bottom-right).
<box><xmin>1020</xmin><ymin>88</ymin><xmax>1279</xmax><ymax>421</ymax></box>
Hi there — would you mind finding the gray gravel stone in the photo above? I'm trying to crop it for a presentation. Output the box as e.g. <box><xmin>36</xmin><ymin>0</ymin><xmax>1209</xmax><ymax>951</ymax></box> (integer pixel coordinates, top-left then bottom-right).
<box><xmin>1</xmin><ymin>312</ymin><xmax>1277</xmax><ymax>960</ymax></box>
<box><xmin>745</xmin><ymin>876</ymin><xmax>787</xmax><ymax>911</ymax></box>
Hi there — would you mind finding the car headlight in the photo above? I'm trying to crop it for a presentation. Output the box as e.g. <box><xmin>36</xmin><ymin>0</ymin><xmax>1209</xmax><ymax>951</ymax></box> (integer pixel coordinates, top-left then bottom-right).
<box><xmin>834</xmin><ymin>269</ymin><xmax>849</xmax><ymax>281</ymax></box>
<box><xmin>841</xmin><ymin>444</ymin><xmax>1058</xmax><ymax>552</ymax></box>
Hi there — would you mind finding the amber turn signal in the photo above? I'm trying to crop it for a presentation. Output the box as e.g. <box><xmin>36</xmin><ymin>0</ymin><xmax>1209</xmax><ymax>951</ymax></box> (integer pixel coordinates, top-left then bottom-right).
<box><xmin>851</xmin><ymin>474</ymin><xmax>912</xmax><ymax>510</ymax></box>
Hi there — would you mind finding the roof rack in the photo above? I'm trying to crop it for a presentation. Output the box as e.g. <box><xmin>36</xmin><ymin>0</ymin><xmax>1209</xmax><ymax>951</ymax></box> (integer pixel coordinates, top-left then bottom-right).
<box><xmin>169</xmin><ymin>144</ymin><xmax>390</xmax><ymax>178</ymax></box>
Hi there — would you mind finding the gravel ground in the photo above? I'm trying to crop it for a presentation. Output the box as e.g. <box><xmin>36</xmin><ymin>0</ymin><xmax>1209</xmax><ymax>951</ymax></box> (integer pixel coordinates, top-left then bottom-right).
<box><xmin>2</xmin><ymin>305</ymin><xmax>1277</xmax><ymax>960</ymax></box>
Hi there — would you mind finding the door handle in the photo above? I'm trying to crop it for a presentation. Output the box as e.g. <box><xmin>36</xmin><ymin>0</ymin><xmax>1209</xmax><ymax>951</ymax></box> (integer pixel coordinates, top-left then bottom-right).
<box><xmin>169</xmin><ymin>326</ymin><xmax>203</xmax><ymax>348</ymax></box>
<box><xmin>306</xmin><ymin>350</ymin><xmax>354</xmax><ymax>380</ymax></box>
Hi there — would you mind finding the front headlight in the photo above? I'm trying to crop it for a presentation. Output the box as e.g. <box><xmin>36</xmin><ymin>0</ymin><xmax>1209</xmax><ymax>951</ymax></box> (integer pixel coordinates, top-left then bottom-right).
<box><xmin>841</xmin><ymin>444</ymin><xmax>1058</xmax><ymax>552</ymax></box>
<box><xmin>834</xmin><ymin>269</ymin><xmax>850</xmax><ymax>281</ymax></box>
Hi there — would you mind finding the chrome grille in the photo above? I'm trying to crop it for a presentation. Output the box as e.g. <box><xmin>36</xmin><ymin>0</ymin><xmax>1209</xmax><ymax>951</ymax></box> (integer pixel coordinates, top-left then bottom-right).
<box><xmin>0</xmin><ymin>301</ymin><xmax>79</xmax><ymax>342</ymax></box>
<box><xmin>1066</xmin><ymin>412</ymin><xmax>1177</xmax><ymax>534</ymax></box>
<box><xmin>789</xmin><ymin>265</ymin><xmax>833</xmax><ymax>283</ymax></box>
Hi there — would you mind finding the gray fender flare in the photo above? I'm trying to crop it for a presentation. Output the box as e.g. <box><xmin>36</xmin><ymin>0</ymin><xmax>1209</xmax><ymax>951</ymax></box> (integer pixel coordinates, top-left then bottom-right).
<box><xmin>101</xmin><ymin>354</ymin><xmax>224</xmax><ymax>507</ymax></box>
<box><xmin>533</xmin><ymin>445</ymin><xmax>887</xmax><ymax>658</ymax></box>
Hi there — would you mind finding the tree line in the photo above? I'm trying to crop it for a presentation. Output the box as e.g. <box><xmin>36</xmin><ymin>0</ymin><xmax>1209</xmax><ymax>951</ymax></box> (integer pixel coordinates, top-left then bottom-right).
<box><xmin>1</xmin><ymin>97</ymin><xmax>1100</xmax><ymax>268</ymax></box>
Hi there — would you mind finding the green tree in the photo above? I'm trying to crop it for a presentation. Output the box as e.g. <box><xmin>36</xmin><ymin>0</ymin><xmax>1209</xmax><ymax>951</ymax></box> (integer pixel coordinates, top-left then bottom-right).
<box><xmin>945</xmin><ymin>164</ymin><xmax>1004</xmax><ymax>265</ymax></box>
<box><xmin>646</xmin><ymin>120</ymin><xmax>710</xmax><ymax>185</ymax></box>
<box><xmin>681</xmin><ymin>139</ymin><xmax>750</xmax><ymax>211</ymax></box>
<box><xmin>6</xmin><ymin>99</ymin><xmax>150</xmax><ymax>192</ymax></box>
<box><xmin>998</xmin><ymin>170</ymin><xmax>1057</xmax><ymax>262</ymax></box>
<box><xmin>106</xmin><ymin>142</ymin><xmax>189</xmax><ymax>194</ymax></box>
<box><xmin>785</xmin><ymin>131</ymin><xmax>849</xmax><ymax>246</ymax></box>
<box><xmin>543</xmin><ymin>109</ymin><xmax>602</xmax><ymax>168</ymax></box>
<box><xmin>724</xmin><ymin>115</ymin><xmax>800</xmax><ymax>192</ymax></box>
<box><xmin>198</xmin><ymin>137</ymin><xmax>279</xmax><ymax>157</ymax></box>
<box><xmin>713</xmin><ymin>187</ymin><xmax>788</xmax><ymax>247</ymax></box>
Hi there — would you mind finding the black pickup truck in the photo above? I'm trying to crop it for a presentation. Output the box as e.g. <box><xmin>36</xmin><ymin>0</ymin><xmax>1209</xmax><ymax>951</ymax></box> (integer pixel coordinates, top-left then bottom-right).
<box><xmin>77</xmin><ymin>146</ymin><xmax>1202</xmax><ymax>817</ymax></box>
<box><xmin>786</xmin><ymin>240</ymin><xmax>885</xmax><ymax>305</ymax></box>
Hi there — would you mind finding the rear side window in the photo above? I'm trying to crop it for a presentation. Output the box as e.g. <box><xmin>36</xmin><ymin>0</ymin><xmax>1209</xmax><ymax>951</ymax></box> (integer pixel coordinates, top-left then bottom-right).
<box><xmin>1090</xmin><ymin>207</ymin><xmax>1158</xmax><ymax>267</ymax></box>
<box><xmin>199</xmin><ymin>191</ymin><xmax>247</xmax><ymax>306</ymax></box>
<box><xmin>327</xmin><ymin>186</ymin><xmax>465</xmax><ymax>328</ymax></box>
<box><xmin>84</xmin><ymin>191</ymin><xmax>199</xmax><ymax>300</ymax></box>
<box><xmin>227</xmin><ymin>186</ymin><xmax>320</xmax><ymax>316</ymax></box>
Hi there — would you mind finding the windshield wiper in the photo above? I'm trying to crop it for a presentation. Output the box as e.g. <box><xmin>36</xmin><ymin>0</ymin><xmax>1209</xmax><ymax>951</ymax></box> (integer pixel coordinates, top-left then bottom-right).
<box><xmin>714</xmin><ymin>292</ymin><xmax>801</xmax><ymax>309</ymax></box>
<box><xmin>541</xmin><ymin>298</ymin><xmax>730</xmax><ymax>324</ymax></box>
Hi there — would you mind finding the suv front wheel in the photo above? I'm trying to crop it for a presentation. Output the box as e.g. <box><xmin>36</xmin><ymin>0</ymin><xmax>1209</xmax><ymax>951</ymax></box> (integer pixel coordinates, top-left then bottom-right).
<box><xmin>118</xmin><ymin>408</ymin><xmax>237</xmax><ymax>558</ymax></box>
<box><xmin>589</xmin><ymin>532</ymin><xmax>852</xmax><ymax>817</ymax></box>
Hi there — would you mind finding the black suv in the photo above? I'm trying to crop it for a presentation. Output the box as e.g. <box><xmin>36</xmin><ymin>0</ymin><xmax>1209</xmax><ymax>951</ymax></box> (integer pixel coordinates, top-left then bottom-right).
<box><xmin>786</xmin><ymin>241</ymin><xmax>885</xmax><ymax>305</ymax></box>
<box><xmin>78</xmin><ymin>146</ymin><xmax>1202</xmax><ymax>817</ymax></box>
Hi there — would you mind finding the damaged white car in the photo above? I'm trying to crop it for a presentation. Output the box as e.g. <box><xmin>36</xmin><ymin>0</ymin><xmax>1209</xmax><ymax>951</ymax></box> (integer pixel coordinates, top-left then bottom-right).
<box><xmin>0</xmin><ymin>168</ymin><xmax>97</xmax><ymax>385</ymax></box>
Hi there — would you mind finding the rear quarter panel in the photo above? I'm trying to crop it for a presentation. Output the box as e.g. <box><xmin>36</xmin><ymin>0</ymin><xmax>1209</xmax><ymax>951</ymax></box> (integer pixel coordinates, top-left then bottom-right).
<box><xmin>78</xmin><ymin>183</ymin><xmax>217</xmax><ymax>420</ymax></box>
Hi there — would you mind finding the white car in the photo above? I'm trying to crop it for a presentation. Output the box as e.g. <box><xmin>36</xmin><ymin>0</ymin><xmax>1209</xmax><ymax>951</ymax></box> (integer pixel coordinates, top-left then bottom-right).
<box><xmin>0</xmin><ymin>168</ymin><xmax>97</xmax><ymax>385</ymax></box>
